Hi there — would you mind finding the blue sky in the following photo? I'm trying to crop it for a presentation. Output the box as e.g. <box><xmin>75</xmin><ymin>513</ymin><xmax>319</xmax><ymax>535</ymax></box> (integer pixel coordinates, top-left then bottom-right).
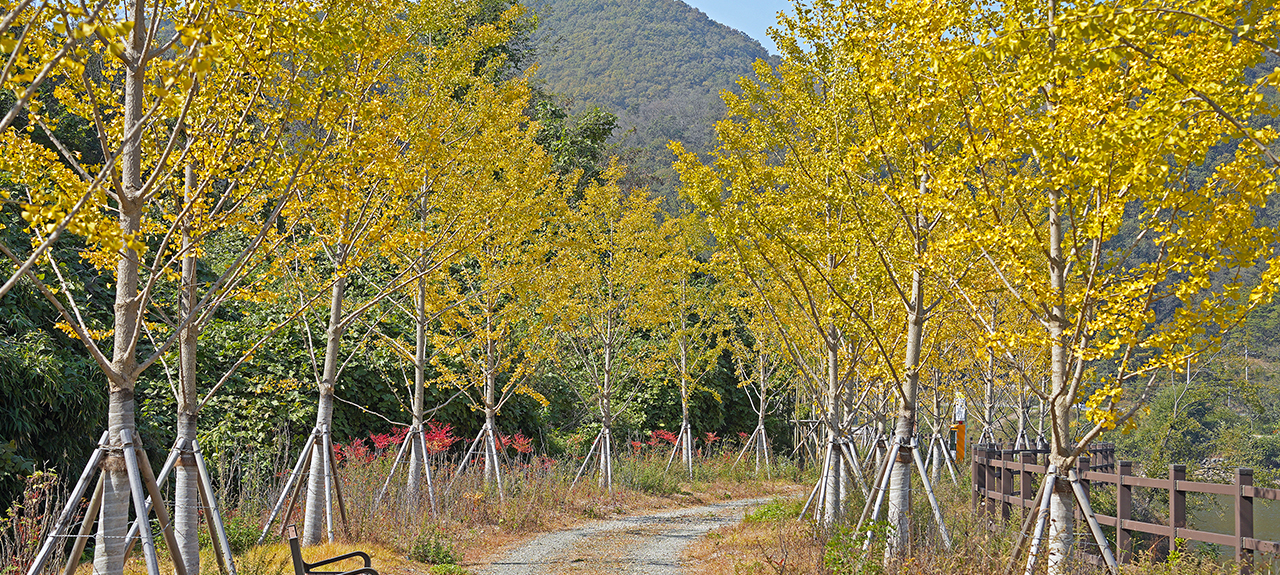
<box><xmin>682</xmin><ymin>1</ymin><xmax>793</xmax><ymax>55</ymax></box>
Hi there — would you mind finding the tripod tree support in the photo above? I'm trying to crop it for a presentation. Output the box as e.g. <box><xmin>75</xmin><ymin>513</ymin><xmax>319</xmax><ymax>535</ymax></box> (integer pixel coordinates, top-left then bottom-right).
<box><xmin>372</xmin><ymin>427</ymin><xmax>437</xmax><ymax>517</ymax></box>
<box><xmin>443</xmin><ymin>423</ymin><xmax>506</xmax><ymax>502</ymax></box>
<box><xmin>259</xmin><ymin>428</ymin><xmax>317</xmax><ymax>546</ymax></box>
<box><xmin>663</xmin><ymin>421</ymin><xmax>697</xmax><ymax>479</ymax></box>
<box><xmin>730</xmin><ymin>423</ymin><xmax>772</xmax><ymax>477</ymax></box>
<box><xmin>27</xmin><ymin>430</ymin><xmax>189</xmax><ymax>575</ymax></box>
<box><xmin>257</xmin><ymin>426</ymin><xmax>348</xmax><ymax>546</ymax></box>
<box><xmin>852</xmin><ymin>438</ymin><xmax>952</xmax><ymax>553</ymax></box>
<box><xmin>1006</xmin><ymin>465</ymin><xmax>1119</xmax><ymax>575</ymax></box>
<box><xmin>570</xmin><ymin>427</ymin><xmax>614</xmax><ymax>494</ymax></box>
<box><xmin>120</xmin><ymin>439</ymin><xmax>236</xmax><ymax>575</ymax></box>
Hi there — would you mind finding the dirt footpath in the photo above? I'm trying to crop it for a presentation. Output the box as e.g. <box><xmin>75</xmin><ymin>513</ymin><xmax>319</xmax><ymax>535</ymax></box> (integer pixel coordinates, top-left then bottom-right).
<box><xmin>478</xmin><ymin>498</ymin><xmax>770</xmax><ymax>575</ymax></box>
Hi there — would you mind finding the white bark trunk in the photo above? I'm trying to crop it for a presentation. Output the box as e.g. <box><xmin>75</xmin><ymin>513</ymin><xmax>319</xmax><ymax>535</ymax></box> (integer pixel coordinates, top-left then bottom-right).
<box><xmin>679</xmin><ymin>330</ymin><xmax>692</xmax><ymax>478</ymax></box>
<box><xmin>1047</xmin><ymin>488</ymin><xmax>1074</xmax><ymax>573</ymax></box>
<box><xmin>302</xmin><ymin>276</ymin><xmax>345</xmax><ymax>545</ymax></box>
<box><xmin>1045</xmin><ymin>109</ymin><xmax>1076</xmax><ymax>572</ymax></box>
<box><xmin>95</xmin><ymin>394</ymin><xmax>135</xmax><ymax>575</ymax></box>
<box><xmin>821</xmin><ymin>326</ymin><xmax>842</xmax><ymax>527</ymax></box>
<box><xmin>483</xmin><ymin>311</ymin><xmax>499</xmax><ymax>489</ymax></box>
<box><xmin>406</xmin><ymin>275</ymin><xmax>426</xmax><ymax>506</ymax></box>
<box><xmin>887</xmin><ymin>207</ymin><xmax>927</xmax><ymax>559</ymax></box>
<box><xmin>483</xmin><ymin>410</ymin><xmax>498</xmax><ymax>487</ymax></box>
<box><xmin>174</xmin><ymin>163</ymin><xmax>200</xmax><ymax>575</ymax></box>
<box><xmin>96</xmin><ymin>3</ymin><xmax>146</xmax><ymax>570</ymax></box>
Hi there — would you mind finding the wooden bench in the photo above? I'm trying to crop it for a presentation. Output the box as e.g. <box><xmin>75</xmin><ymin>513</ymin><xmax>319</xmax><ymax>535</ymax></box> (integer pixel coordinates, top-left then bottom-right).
<box><xmin>285</xmin><ymin>525</ymin><xmax>379</xmax><ymax>575</ymax></box>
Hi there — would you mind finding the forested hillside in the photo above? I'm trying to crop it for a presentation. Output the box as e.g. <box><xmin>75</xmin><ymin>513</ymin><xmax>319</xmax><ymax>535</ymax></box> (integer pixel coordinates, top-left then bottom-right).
<box><xmin>526</xmin><ymin>0</ymin><xmax>776</xmax><ymax>200</ymax></box>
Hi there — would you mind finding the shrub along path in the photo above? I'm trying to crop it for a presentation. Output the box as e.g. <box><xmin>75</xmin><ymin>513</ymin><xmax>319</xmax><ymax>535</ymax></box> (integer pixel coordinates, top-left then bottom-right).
<box><xmin>477</xmin><ymin>497</ymin><xmax>773</xmax><ymax>575</ymax></box>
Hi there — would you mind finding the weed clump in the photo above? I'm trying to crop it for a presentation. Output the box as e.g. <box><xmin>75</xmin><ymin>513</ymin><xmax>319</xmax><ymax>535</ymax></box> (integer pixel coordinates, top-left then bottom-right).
<box><xmin>408</xmin><ymin>529</ymin><xmax>458</xmax><ymax>565</ymax></box>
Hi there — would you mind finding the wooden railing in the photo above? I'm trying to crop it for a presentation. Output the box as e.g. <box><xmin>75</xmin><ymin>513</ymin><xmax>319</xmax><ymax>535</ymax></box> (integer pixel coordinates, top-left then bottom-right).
<box><xmin>971</xmin><ymin>444</ymin><xmax>1280</xmax><ymax>573</ymax></box>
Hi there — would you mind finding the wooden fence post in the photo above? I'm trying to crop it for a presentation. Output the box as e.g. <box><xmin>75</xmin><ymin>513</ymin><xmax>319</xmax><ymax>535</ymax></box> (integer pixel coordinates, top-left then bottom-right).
<box><xmin>1170</xmin><ymin>464</ymin><xmax>1187</xmax><ymax>551</ymax></box>
<box><xmin>1236</xmin><ymin>468</ymin><xmax>1253</xmax><ymax>574</ymax></box>
<box><xmin>1021</xmin><ymin>450</ymin><xmax>1035</xmax><ymax>519</ymax></box>
<box><xmin>987</xmin><ymin>446</ymin><xmax>999</xmax><ymax>517</ymax></box>
<box><xmin>973</xmin><ymin>445</ymin><xmax>983</xmax><ymax>515</ymax></box>
<box><xmin>1117</xmin><ymin>461</ymin><xmax>1132</xmax><ymax>564</ymax></box>
<box><xmin>1002</xmin><ymin>449</ymin><xmax>1014</xmax><ymax>521</ymax></box>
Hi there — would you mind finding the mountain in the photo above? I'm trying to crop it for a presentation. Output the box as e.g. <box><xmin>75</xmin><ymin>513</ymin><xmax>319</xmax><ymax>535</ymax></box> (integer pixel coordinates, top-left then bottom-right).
<box><xmin>524</xmin><ymin>0</ymin><xmax>776</xmax><ymax>202</ymax></box>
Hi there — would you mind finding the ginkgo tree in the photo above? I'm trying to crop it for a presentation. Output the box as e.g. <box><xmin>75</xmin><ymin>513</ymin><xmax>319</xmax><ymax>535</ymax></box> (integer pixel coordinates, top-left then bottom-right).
<box><xmin>430</xmin><ymin>170</ymin><xmax>561</xmax><ymax>502</ymax></box>
<box><xmin>675</xmin><ymin>115</ymin><xmax>894</xmax><ymax>528</ymax></box>
<box><xmin>726</xmin><ymin>289</ymin><xmax>791</xmax><ymax>476</ymax></box>
<box><xmin>0</xmin><ymin>0</ymin><xmax>311</xmax><ymax>573</ymax></box>
<box><xmin>264</xmin><ymin>0</ymin><xmax>546</xmax><ymax>546</ymax></box>
<box><xmin>938</xmin><ymin>0</ymin><xmax>1280</xmax><ymax>571</ymax></box>
<box><xmin>642</xmin><ymin>213</ymin><xmax>727</xmax><ymax>479</ymax></box>
<box><xmin>543</xmin><ymin>164</ymin><xmax>664</xmax><ymax>494</ymax></box>
<box><xmin>742</xmin><ymin>0</ymin><xmax>985</xmax><ymax>555</ymax></box>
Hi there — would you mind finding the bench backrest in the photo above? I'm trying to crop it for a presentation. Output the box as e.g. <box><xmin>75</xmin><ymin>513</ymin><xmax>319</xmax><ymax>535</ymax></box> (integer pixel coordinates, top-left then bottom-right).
<box><xmin>286</xmin><ymin>525</ymin><xmax>307</xmax><ymax>575</ymax></box>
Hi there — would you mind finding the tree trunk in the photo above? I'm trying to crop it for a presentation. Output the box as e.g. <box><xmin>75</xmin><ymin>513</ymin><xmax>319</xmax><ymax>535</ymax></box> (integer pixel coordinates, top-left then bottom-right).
<box><xmin>483</xmin><ymin>408</ymin><xmax>498</xmax><ymax>487</ymax></box>
<box><xmin>406</xmin><ymin>274</ymin><xmax>427</xmax><ymax>506</ymax></box>
<box><xmin>1047</xmin><ymin>487</ymin><xmax>1073</xmax><ymax>572</ymax></box>
<box><xmin>821</xmin><ymin>327</ymin><xmax>842</xmax><ymax>527</ymax></box>
<box><xmin>96</xmin><ymin>5</ymin><xmax>146</xmax><ymax>570</ymax></box>
<box><xmin>680</xmin><ymin>348</ymin><xmax>692</xmax><ymax>477</ymax></box>
<box><xmin>96</xmin><ymin>392</ymin><xmax>136</xmax><ymax>575</ymax></box>
<box><xmin>887</xmin><ymin>263</ymin><xmax>924</xmax><ymax>558</ymax></box>
<box><xmin>598</xmin><ymin>313</ymin><xmax>615</xmax><ymax>493</ymax></box>
<box><xmin>1046</xmin><ymin>177</ymin><xmax>1075</xmax><ymax>573</ymax></box>
<box><xmin>483</xmin><ymin>312</ymin><xmax>499</xmax><ymax>488</ymax></box>
<box><xmin>984</xmin><ymin>349</ymin><xmax>995</xmax><ymax>442</ymax></box>
<box><xmin>174</xmin><ymin>163</ymin><xmax>200</xmax><ymax>575</ymax></box>
<box><xmin>598</xmin><ymin>391</ymin><xmax>613</xmax><ymax>493</ymax></box>
<box><xmin>302</xmin><ymin>275</ymin><xmax>345</xmax><ymax>546</ymax></box>
<box><xmin>756</xmin><ymin>361</ymin><xmax>768</xmax><ymax>473</ymax></box>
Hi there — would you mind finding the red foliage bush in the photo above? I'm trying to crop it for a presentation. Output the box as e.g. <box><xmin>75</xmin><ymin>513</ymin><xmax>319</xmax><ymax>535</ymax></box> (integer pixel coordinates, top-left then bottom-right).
<box><xmin>422</xmin><ymin>421</ymin><xmax>460</xmax><ymax>454</ymax></box>
<box><xmin>648</xmin><ymin>429</ymin><xmax>678</xmax><ymax>446</ymax></box>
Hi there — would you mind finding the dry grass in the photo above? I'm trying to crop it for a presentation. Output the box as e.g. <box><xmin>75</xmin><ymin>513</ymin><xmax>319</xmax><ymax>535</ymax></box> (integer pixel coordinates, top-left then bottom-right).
<box><xmin>681</xmin><ymin>481</ymin><xmax>1270</xmax><ymax>575</ymax></box>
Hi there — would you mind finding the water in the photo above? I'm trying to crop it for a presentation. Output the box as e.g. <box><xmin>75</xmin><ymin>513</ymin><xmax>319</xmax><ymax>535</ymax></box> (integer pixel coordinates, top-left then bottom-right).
<box><xmin>1185</xmin><ymin>492</ymin><xmax>1280</xmax><ymax>566</ymax></box>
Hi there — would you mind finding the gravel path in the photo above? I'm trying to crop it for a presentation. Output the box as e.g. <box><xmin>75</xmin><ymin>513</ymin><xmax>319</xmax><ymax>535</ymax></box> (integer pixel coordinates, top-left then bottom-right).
<box><xmin>479</xmin><ymin>498</ymin><xmax>769</xmax><ymax>575</ymax></box>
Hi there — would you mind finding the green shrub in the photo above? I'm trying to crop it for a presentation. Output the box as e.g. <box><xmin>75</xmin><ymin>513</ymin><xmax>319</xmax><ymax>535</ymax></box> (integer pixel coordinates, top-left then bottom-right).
<box><xmin>744</xmin><ymin>498</ymin><xmax>803</xmax><ymax>523</ymax></box>
<box><xmin>427</xmin><ymin>565</ymin><xmax>470</xmax><ymax>575</ymax></box>
<box><xmin>408</xmin><ymin>530</ymin><xmax>457</xmax><ymax>565</ymax></box>
<box><xmin>824</xmin><ymin>523</ymin><xmax>888</xmax><ymax>575</ymax></box>
<box><xmin>198</xmin><ymin>514</ymin><xmax>260</xmax><ymax>553</ymax></box>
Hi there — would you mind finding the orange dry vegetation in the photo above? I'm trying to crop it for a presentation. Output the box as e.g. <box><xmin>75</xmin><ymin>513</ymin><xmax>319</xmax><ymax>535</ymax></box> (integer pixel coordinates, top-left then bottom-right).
<box><xmin>682</xmin><ymin>490</ymin><xmax>1252</xmax><ymax>575</ymax></box>
<box><xmin>684</xmin><ymin>513</ymin><xmax>825</xmax><ymax>575</ymax></box>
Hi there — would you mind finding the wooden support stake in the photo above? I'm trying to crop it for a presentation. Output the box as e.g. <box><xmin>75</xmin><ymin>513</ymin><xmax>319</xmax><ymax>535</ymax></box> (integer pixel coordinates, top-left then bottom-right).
<box><xmin>326</xmin><ymin>431</ymin><xmax>350</xmax><ymax>538</ymax></box>
<box><xmin>279</xmin><ymin>439</ymin><xmax>313</xmax><ymax>540</ymax></box>
<box><xmin>417</xmin><ymin>431</ymin><xmax>437</xmax><ymax>517</ymax></box>
<box><xmin>569</xmin><ymin>429</ymin><xmax>603</xmax><ymax>491</ymax></box>
<box><xmin>911</xmin><ymin>439</ymin><xmax>952</xmax><ymax>549</ymax></box>
<box><xmin>27</xmin><ymin>432</ymin><xmax>108</xmax><ymax>575</ymax></box>
<box><xmin>444</xmin><ymin>426</ymin><xmax>487</xmax><ymax>498</ymax></box>
<box><xmin>137</xmin><ymin>448</ymin><xmax>188</xmax><ymax>575</ymax></box>
<box><xmin>258</xmin><ymin>427</ymin><xmax>316</xmax><ymax>546</ymax></box>
<box><xmin>373</xmin><ymin>429</ymin><xmax>413</xmax><ymax>508</ymax></box>
<box><xmin>194</xmin><ymin>455</ymin><xmax>228</xmax><ymax>574</ymax></box>
<box><xmin>193</xmin><ymin>440</ymin><xmax>237</xmax><ymax>575</ymax></box>
<box><xmin>322</xmin><ymin>428</ymin><xmax>335</xmax><ymax>542</ymax></box>
<box><xmin>1004</xmin><ymin>467</ymin><xmax>1051</xmax><ymax>575</ymax></box>
<box><xmin>60</xmin><ymin>475</ymin><xmax>105</xmax><ymax>575</ymax></box>
<box><xmin>1067</xmin><ymin>470</ymin><xmax>1118</xmax><ymax>574</ymax></box>
<box><xmin>121</xmin><ymin>429</ymin><xmax>161</xmax><ymax>575</ymax></box>
<box><xmin>1022</xmin><ymin>467</ymin><xmax>1057</xmax><ymax>575</ymax></box>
